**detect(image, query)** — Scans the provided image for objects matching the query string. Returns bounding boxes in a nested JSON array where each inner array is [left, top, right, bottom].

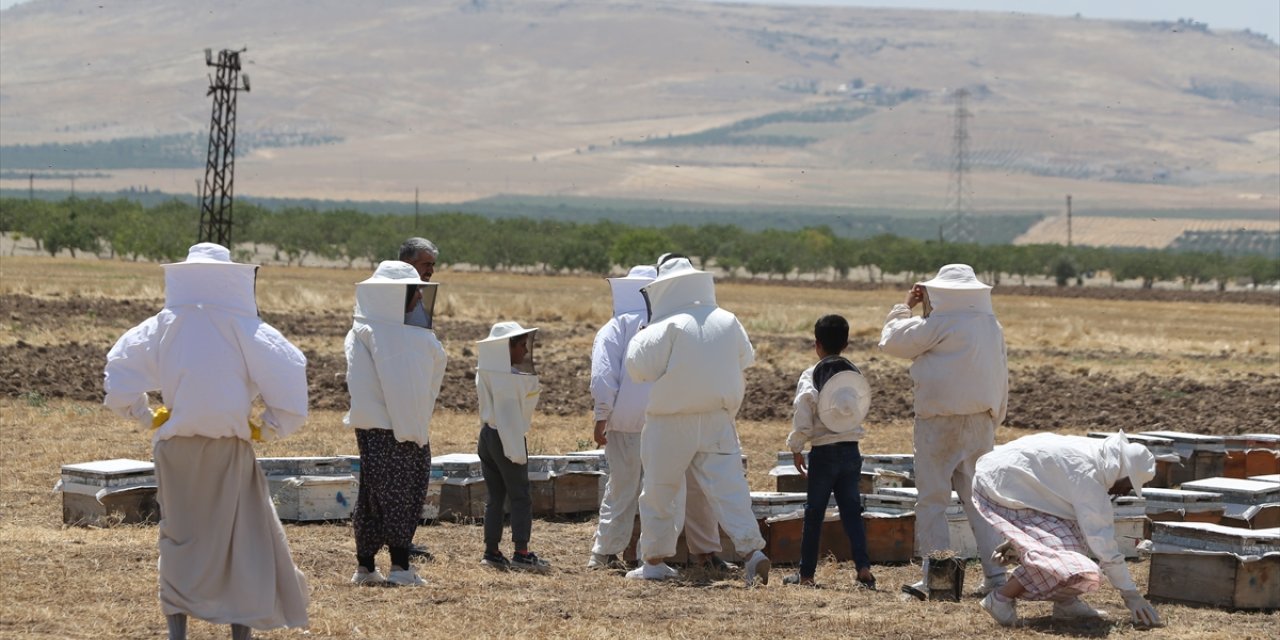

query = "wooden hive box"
[[873, 487, 979, 559], [553, 471, 604, 515], [421, 479, 442, 521], [1142, 488, 1225, 529], [527, 456, 567, 517], [1181, 477, 1280, 529], [1147, 521, 1280, 610], [258, 457, 359, 522], [432, 453, 483, 480], [59, 459, 159, 526], [621, 516, 746, 565], [438, 477, 487, 521], [1139, 431, 1227, 486], [749, 491, 808, 520]]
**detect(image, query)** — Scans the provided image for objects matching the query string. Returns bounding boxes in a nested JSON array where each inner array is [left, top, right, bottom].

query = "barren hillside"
[[1, 0, 1277, 215]]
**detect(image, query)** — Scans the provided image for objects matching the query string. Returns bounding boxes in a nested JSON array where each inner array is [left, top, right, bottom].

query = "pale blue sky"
[[2, 0, 1277, 42]]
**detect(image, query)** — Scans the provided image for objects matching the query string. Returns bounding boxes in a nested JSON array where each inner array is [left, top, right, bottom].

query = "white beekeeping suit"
[[102, 242, 309, 632], [625, 258, 768, 584], [974, 432, 1155, 593], [344, 261, 448, 446], [104, 243, 308, 442], [879, 263, 1009, 593], [476, 322, 540, 464]]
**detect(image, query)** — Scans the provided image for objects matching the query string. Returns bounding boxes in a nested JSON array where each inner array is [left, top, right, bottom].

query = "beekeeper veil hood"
[[476, 321, 540, 464], [918, 263, 993, 315], [1100, 431, 1156, 493], [354, 260, 437, 327], [162, 243, 259, 316], [641, 257, 716, 322], [608, 265, 657, 317]]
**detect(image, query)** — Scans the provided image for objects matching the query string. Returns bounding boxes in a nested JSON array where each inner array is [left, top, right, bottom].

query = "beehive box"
[[258, 456, 354, 476], [432, 453, 483, 480], [762, 508, 914, 565], [421, 479, 442, 521], [268, 474, 357, 521], [59, 459, 159, 526], [1225, 449, 1280, 479], [553, 472, 605, 515], [1142, 488, 1225, 526], [1223, 434, 1280, 451], [438, 477, 487, 521], [864, 490, 977, 559], [564, 449, 608, 473], [861, 454, 914, 480], [1181, 477, 1280, 528], [621, 515, 745, 565], [1139, 431, 1227, 486], [749, 492, 808, 520], [1147, 522, 1280, 610]]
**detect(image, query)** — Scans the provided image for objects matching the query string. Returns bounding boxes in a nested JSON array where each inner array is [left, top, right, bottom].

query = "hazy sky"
[[2, 0, 1277, 42]]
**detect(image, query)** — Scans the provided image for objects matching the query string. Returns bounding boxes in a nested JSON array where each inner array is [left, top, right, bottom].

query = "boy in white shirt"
[[783, 314, 876, 589]]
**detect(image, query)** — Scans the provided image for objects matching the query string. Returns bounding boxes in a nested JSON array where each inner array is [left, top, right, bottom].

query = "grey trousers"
[[477, 425, 532, 550]]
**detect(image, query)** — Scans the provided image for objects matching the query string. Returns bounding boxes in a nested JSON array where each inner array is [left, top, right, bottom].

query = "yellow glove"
[[151, 406, 171, 429], [152, 406, 265, 443]]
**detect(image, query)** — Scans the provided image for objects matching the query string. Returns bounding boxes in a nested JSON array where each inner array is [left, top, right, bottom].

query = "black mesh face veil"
[[812, 355, 858, 393]]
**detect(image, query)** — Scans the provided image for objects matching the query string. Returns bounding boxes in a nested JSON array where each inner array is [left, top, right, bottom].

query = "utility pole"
[[28, 173, 33, 201], [1066, 194, 1073, 248], [942, 88, 975, 243], [415, 187, 420, 231], [198, 48, 250, 247]]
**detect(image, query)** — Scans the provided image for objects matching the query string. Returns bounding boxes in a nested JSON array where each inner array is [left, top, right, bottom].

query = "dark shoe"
[[857, 575, 877, 591], [407, 543, 434, 562], [481, 550, 510, 571], [511, 550, 551, 574], [783, 573, 816, 587], [701, 555, 738, 573]]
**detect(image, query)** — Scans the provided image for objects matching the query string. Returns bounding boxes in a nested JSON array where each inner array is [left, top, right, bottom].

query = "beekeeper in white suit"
[[879, 263, 1008, 598], [588, 264, 736, 572], [973, 432, 1163, 628], [624, 257, 770, 586], [103, 243, 309, 640], [475, 321, 551, 572], [345, 260, 447, 586]]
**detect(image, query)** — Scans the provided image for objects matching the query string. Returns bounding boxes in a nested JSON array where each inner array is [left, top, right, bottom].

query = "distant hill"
[[1, 0, 1277, 235]]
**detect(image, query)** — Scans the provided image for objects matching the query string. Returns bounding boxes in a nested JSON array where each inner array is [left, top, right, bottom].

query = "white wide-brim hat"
[[817, 370, 872, 433], [162, 242, 256, 268], [920, 264, 991, 290], [479, 320, 538, 344], [357, 260, 431, 286]]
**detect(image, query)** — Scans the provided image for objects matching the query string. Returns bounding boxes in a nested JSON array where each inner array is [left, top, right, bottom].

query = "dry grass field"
[[1, 257, 1277, 639]]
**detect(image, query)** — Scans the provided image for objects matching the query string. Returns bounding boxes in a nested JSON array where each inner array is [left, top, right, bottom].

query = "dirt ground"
[[3, 293, 1277, 435]]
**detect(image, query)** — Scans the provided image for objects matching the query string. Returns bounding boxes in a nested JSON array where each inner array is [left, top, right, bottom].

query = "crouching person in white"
[[345, 261, 447, 586], [973, 432, 1163, 628], [623, 258, 770, 586], [103, 243, 310, 640]]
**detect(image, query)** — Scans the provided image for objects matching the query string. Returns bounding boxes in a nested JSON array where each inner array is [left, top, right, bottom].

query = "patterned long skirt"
[[972, 489, 1102, 601], [353, 428, 432, 559]]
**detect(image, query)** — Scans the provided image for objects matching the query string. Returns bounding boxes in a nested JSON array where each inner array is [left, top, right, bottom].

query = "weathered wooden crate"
[[258, 456, 354, 476], [565, 449, 608, 473], [1225, 449, 1280, 479], [421, 479, 442, 521], [1142, 488, 1225, 530], [432, 453, 483, 480], [438, 477, 487, 521], [1181, 477, 1280, 528], [1223, 434, 1280, 451], [1147, 522, 1280, 610], [621, 515, 745, 565], [864, 490, 978, 559], [763, 508, 913, 565], [59, 459, 159, 526], [553, 472, 604, 515], [268, 474, 358, 521], [861, 454, 914, 481], [1140, 431, 1227, 487], [749, 491, 808, 520]]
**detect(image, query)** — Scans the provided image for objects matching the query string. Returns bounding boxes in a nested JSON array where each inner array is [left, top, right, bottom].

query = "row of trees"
[[1, 196, 1277, 289]]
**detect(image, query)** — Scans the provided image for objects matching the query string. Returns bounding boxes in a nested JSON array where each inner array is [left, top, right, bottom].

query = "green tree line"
[[1, 196, 1277, 289]]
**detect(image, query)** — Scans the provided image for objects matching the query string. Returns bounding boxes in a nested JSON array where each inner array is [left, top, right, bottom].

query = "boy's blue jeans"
[[800, 441, 872, 578]]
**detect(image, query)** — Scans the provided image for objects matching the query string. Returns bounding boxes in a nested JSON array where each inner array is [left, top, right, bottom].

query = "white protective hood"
[[626, 258, 754, 418], [344, 261, 446, 446], [476, 321, 540, 463], [974, 432, 1156, 591], [608, 264, 657, 317], [104, 243, 309, 444]]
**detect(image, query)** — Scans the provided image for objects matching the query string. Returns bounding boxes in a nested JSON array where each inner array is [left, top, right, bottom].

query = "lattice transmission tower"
[[941, 88, 975, 243], [199, 48, 250, 247]]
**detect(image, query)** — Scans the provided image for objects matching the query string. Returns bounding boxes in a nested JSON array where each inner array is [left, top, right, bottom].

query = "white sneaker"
[[350, 568, 386, 585], [743, 550, 771, 587], [976, 573, 1008, 596], [980, 592, 1019, 627], [386, 567, 426, 587], [625, 562, 677, 581], [1052, 598, 1109, 620]]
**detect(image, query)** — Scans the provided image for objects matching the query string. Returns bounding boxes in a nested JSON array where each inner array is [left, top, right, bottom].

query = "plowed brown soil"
[[4, 293, 1277, 435]]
